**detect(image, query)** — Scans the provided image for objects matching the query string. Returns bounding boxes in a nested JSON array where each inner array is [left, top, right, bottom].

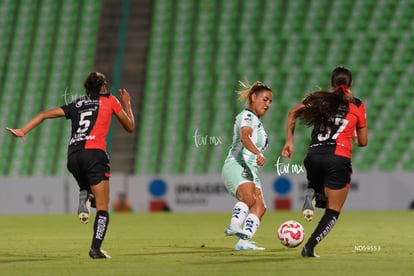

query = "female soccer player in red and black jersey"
[[281, 66, 368, 257], [6, 72, 134, 259]]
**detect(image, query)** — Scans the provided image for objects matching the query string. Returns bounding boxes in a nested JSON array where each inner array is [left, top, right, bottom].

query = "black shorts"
[[67, 149, 110, 190], [304, 153, 352, 191]]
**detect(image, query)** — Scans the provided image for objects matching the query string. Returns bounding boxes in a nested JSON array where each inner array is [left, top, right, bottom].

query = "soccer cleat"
[[224, 226, 250, 240], [78, 190, 90, 224], [88, 192, 96, 209], [301, 246, 320, 258], [314, 193, 327, 209], [302, 188, 315, 222], [89, 248, 112, 259], [224, 225, 242, 236], [303, 209, 314, 222], [234, 240, 265, 251]]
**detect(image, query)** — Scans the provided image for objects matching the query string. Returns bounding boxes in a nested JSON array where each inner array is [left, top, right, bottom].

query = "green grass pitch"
[[0, 211, 413, 276]]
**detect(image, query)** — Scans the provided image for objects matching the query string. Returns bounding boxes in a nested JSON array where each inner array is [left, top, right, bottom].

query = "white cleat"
[[224, 225, 242, 236], [302, 188, 315, 222], [303, 209, 314, 222], [224, 226, 251, 240], [78, 190, 90, 224], [234, 240, 265, 251]]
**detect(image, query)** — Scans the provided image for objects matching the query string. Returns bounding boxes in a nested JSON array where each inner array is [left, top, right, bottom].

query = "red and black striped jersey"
[[61, 93, 122, 155], [307, 98, 367, 158]]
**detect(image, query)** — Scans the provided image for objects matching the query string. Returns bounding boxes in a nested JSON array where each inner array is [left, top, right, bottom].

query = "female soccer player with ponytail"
[[281, 66, 368, 257], [6, 72, 134, 259], [222, 81, 272, 250]]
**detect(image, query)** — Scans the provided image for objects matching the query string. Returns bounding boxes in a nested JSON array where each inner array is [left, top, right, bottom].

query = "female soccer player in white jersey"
[[222, 81, 272, 250]]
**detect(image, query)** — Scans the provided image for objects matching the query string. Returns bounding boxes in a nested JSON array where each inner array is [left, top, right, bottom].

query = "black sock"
[[91, 210, 109, 250], [305, 209, 340, 251]]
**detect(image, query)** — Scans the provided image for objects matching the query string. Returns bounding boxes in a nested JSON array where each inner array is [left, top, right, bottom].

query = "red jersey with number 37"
[[61, 93, 122, 155], [307, 98, 367, 158]]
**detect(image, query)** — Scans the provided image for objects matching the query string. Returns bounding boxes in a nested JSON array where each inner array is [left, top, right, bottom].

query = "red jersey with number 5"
[[61, 93, 122, 155], [307, 98, 367, 158]]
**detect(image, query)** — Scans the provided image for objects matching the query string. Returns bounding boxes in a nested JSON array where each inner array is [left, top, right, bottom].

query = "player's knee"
[[240, 194, 256, 208]]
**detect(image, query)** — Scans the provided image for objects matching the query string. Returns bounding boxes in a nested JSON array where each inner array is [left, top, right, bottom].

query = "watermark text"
[[274, 156, 305, 176], [353, 245, 382, 253], [63, 87, 91, 105], [193, 128, 222, 148]]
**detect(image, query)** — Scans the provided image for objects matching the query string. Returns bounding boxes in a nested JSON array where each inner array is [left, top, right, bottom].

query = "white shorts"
[[221, 159, 262, 198]]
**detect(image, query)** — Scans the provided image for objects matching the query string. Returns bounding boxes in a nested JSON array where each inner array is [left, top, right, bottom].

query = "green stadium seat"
[[132, 0, 414, 175], [0, 1, 100, 176]]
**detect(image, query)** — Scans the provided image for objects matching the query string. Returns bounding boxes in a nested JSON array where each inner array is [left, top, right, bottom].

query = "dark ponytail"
[[296, 91, 342, 132], [331, 66, 354, 103], [296, 66, 355, 133]]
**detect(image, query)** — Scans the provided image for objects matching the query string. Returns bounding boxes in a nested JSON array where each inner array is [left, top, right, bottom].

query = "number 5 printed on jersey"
[[317, 118, 349, 141], [77, 111, 93, 133]]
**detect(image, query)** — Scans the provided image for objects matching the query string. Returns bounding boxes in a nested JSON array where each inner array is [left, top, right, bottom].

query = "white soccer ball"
[[277, 220, 305, 248]]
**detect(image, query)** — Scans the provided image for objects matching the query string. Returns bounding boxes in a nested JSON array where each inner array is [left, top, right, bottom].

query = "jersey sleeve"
[[110, 95, 123, 114], [356, 101, 367, 128], [60, 103, 73, 119], [239, 111, 255, 129]]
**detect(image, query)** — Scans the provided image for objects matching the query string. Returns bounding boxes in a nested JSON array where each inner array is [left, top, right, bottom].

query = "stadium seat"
[[2, 0, 414, 175], [0, 1, 100, 176]]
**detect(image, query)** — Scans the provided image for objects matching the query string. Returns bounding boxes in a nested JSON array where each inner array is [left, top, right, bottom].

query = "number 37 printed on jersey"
[[317, 118, 349, 141]]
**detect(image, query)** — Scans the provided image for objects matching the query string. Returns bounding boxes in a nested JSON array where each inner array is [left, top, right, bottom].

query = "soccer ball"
[[277, 220, 305, 248]]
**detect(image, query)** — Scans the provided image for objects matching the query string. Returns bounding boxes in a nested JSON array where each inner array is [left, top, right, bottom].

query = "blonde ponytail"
[[237, 80, 252, 103], [237, 80, 271, 107]]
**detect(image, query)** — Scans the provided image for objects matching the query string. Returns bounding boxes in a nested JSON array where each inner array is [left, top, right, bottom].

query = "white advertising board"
[[0, 171, 413, 214]]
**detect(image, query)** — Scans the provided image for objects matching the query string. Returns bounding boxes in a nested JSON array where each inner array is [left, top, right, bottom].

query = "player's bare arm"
[[5, 107, 65, 141], [240, 126, 265, 166], [115, 89, 135, 133], [282, 103, 305, 159]]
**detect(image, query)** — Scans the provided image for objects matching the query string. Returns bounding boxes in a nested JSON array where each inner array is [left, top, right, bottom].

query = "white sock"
[[243, 213, 260, 239], [230, 201, 249, 228]]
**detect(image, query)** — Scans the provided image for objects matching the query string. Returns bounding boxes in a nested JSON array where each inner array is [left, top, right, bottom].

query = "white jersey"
[[225, 109, 269, 167]]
